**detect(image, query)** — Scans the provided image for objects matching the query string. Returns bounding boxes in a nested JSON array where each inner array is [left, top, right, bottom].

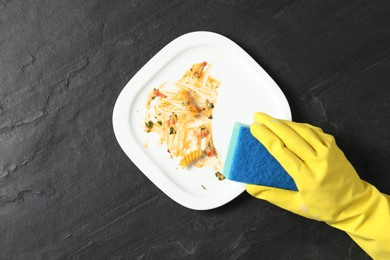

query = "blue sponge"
[[223, 123, 298, 191]]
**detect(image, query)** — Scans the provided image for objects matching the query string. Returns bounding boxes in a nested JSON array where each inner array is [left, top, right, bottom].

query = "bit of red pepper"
[[204, 146, 214, 157], [196, 127, 209, 139], [153, 88, 167, 98], [166, 112, 178, 127], [200, 61, 207, 71]]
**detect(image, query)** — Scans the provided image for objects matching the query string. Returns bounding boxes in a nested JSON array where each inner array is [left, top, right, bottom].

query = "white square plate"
[[112, 31, 291, 210]]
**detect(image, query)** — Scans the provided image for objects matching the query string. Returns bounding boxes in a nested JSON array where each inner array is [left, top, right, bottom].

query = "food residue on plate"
[[144, 61, 223, 177], [215, 172, 225, 181]]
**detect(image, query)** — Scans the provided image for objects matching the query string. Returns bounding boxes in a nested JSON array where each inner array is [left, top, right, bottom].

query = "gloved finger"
[[280, 119, 339, 154], [295, 122, 338, 148], [317, 132, 337, 148], [250, 123, 305, 183], [301, 123, 324, 133], [246, 184, 312, 219], [294, 122, 337, 147], [279, 120, 327, 152], [253, 112, 316, 159]]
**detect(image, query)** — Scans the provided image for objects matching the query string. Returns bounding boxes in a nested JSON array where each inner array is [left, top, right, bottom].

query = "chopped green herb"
[[208, 115, 213, 119], [201, 185, 207, 190], [157, 121, 162, 126], [206, 99, 214, 109], [145, 121, 153, 129], [169, 127, 176, 135]]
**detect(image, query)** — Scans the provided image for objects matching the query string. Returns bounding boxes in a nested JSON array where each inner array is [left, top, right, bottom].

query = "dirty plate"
[[112, 31, 291, 210]]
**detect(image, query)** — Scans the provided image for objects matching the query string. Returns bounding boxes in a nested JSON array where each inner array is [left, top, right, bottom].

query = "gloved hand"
[[247, 112, 390, 260]]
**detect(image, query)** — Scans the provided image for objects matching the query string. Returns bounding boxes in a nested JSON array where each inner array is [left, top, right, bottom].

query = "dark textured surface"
[[1, 0, 389, 259]]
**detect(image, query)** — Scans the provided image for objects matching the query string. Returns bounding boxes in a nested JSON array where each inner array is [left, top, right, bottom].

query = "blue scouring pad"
[[223, 122, 298, 191]]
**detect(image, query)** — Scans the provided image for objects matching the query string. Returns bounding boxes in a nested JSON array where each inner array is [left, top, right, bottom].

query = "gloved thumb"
[[246, 184, 313, 219]]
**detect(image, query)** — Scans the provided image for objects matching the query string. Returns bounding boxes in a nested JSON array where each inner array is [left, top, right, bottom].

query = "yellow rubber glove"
[[247, 112, 390, 260]]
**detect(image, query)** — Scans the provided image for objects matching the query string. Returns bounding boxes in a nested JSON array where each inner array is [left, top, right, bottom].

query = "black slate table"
[[1, 1, 389, 259]]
